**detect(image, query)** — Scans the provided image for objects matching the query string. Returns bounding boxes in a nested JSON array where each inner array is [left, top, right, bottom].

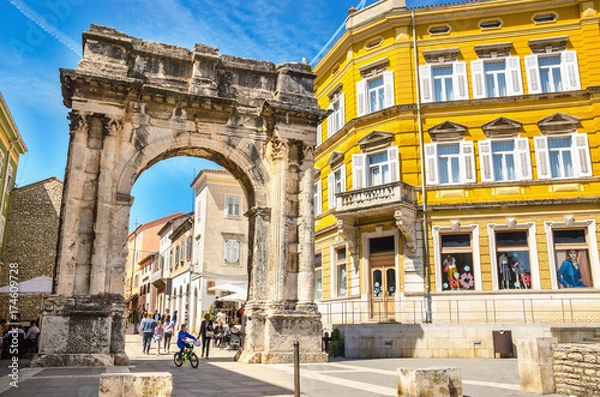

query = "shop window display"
[[440, 234, 475, 291], [496, 231, 531, 289], [554, 229, 591, 288]]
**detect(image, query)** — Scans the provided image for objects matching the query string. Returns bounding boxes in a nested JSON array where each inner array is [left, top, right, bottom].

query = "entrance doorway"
[[369, 236, 396, 321]]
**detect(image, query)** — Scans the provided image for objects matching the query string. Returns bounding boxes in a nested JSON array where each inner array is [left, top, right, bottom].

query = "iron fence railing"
[[317, 297, 600, 325]]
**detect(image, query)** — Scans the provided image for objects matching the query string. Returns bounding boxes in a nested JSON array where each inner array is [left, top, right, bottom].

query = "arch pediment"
[[482, 117, 522, 138], [327, 151, 345, 168], [428, 121, 467, 142], [538, 113, 580, 134]]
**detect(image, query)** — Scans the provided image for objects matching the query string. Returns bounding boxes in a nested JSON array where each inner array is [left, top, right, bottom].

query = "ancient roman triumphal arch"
[[31, 25, 329, 366]]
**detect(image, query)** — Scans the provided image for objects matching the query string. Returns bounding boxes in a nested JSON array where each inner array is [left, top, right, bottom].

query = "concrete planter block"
[[516, 337, 557, 394], [397, 367, 462, 397], [99, 372, 173, 397]]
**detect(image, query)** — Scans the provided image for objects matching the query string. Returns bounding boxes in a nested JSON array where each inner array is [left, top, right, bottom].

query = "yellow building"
[[313, 0, 600, 324], [0, 93, 27, 256]]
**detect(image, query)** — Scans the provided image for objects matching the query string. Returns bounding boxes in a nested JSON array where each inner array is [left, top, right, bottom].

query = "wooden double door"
[[370, 251, 396, 321]]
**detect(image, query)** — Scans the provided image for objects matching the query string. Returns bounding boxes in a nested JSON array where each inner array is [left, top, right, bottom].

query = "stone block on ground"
[[516, 337, 557, 394], [397, 367, 462, 397], [99, 372, 172, 397]]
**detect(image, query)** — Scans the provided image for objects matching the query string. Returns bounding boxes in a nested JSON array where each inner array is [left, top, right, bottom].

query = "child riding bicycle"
[[177, 323, 196, 360]]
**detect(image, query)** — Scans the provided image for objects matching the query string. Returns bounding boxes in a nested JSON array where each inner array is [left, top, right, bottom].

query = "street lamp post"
[[186, 264, 193, 325]]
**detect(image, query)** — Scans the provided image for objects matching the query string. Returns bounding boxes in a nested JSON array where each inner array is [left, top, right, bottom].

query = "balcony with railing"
[[336, 181, 416, 215]]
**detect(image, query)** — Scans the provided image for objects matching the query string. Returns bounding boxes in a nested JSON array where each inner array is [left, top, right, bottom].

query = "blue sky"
[[0, 0, 461, 230]]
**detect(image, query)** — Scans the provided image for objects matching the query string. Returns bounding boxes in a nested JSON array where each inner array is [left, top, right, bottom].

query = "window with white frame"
[[186, 235, 192, 260], [495, 231, 532, 290], [327, 165, 345, 210], [334, 247, 348, 297], [425, 141, 475, 185], [328, 92, 345, 137], [316, 123, 322, 146], [479, 138, 532, 182], [525, 38, 580, 94], [225, 195, 241, 217], [314, 253, 322, 300], [420, 62, 469, 103], [314, 179, 322, 215], [357, 70, 394, 116], [552, 229, 592, 288], [534, 134, 591, 179], [224, 238, 240, 263], [352, 146, 399, 189], [472, 57, 523, 98], [440, 234, 475, 291]]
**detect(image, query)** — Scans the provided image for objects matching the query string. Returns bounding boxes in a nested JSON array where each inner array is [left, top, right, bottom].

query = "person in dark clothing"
[[198, 313, 214, 359]]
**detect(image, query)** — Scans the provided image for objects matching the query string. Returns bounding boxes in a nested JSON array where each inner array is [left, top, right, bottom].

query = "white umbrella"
[[212, 282, 246, 295], [216, 292, 246, 302], [0, 276, 53, 294]]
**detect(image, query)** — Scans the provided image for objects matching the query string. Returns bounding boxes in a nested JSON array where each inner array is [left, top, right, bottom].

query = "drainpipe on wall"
[[412, 10, 432, 324]]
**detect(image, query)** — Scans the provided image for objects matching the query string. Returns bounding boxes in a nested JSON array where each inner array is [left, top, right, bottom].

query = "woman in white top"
[[162, 315, 174, 353]]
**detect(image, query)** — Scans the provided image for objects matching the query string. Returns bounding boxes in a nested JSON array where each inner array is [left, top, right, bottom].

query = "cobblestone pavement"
[[0, 331, 565, 396]]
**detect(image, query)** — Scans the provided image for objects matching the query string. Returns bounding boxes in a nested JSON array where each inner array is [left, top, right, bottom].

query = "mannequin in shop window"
[[498, 253, 511, 289], [557, 249, 588, 288], [443, 255, 459, 290], [511, 254, 528, 289]]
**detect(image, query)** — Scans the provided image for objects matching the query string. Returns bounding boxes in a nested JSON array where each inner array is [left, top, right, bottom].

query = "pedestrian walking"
[[198, 313, 214, 359], [132, 308, 140, 334], [154, 320, 164, 355], [163, 315, 174, 353], [140, 312, 157, 354]]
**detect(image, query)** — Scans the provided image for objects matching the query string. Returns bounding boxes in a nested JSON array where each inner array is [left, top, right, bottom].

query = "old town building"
[[0, 93, 27, 257], [0, 177, 61, 322], [313, 0, 600, 326], [125, 213, 183, 316]]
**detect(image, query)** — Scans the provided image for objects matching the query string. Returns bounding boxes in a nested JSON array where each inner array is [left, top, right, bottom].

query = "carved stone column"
[[33, 110, 129, 367]]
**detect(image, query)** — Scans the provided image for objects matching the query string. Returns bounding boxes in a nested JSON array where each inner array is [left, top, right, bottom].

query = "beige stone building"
[[125, 213, 183, 316], [0, 177, 62, 322], [190, 169, 248, 327], [158, 212, 194, 330]]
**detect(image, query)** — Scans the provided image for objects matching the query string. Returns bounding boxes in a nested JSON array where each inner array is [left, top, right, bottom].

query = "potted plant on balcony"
[[328, 328, 344, 358]]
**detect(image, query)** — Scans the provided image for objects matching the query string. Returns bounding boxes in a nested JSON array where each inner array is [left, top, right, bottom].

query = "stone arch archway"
[[32, 25, 328, 367]]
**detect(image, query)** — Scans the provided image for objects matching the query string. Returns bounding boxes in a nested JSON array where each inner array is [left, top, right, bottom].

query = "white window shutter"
[[383, 70, 395, 109], [514, 138, 532, 180], [316, 123, 322, 146], [424, 143, 439, 185], [387, 146, 399, 182], [478, 140, 494, 182], [314, 179, 322, 215], [460, 140, 476, 183], [419, 64, 433, 103], [327, 104, 334, 138], [453, 62, 469, 100], [525, 55, 541, 94], [328, 172, 336, 210], [352, 154, 366, 189], [340, 164, 347, 192], [561, 50, 581, 91], [356, 80, 366, 116], [534, 136, 551, 179], [471, 60, 485, 99], [572, 133, 592, 177], [506, 56, 523, 96], [339, 93, 346, 127]]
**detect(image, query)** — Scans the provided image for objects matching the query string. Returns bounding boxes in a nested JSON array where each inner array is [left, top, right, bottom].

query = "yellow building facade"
[[313, 0, 600, 324]]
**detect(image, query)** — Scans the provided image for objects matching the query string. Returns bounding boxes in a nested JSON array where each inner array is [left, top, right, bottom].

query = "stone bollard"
[[99, 372, 173, 397], [516, 337, 557, 394], [397, 367, 462, 397]]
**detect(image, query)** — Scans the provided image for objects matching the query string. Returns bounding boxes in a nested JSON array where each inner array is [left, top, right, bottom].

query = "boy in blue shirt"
[[177, 323, 196, 360]]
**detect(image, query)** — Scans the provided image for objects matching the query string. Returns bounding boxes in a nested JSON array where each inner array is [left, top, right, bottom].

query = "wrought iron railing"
[[317, 297, 600, 325]]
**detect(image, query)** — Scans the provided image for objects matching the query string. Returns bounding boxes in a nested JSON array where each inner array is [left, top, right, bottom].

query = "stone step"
[[582, 337, 600, 343]]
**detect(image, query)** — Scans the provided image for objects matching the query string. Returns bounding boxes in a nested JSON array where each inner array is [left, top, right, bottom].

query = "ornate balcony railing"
[[337, 181, 415, 213]]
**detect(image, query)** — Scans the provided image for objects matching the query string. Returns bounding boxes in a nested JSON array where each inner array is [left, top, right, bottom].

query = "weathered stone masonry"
[[0, 177, 62, 322], [32, 25, 329, 366], [553, 343, 600, 396]]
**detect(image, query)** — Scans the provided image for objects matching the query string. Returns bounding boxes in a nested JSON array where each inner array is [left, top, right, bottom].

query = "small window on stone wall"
[[428, 25, 451, 35], [533, 12, 558, 24], [479, 19, 502, 30]]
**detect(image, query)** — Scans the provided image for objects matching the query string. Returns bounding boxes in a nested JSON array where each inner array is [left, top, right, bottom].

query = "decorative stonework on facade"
[[36, 25, 328, 366]]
